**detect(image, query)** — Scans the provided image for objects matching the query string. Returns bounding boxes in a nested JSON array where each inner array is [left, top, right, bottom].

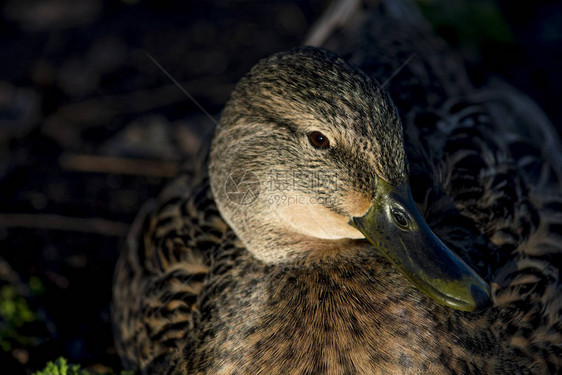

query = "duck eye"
[[308, 131, 330, 149], [391, 207, 410, 230]]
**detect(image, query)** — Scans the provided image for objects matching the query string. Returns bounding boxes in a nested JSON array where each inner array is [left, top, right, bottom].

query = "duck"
[[112, 1, 562, 374]]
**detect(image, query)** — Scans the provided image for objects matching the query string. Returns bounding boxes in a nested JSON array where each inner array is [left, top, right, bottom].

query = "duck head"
[[210, 47, 489, 312]]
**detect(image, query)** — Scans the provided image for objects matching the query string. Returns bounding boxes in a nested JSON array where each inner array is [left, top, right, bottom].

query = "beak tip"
[[470, 283, 491, 311]]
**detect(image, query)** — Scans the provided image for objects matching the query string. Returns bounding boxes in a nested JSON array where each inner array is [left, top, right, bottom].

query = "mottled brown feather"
[[112, 1, 562, 374]]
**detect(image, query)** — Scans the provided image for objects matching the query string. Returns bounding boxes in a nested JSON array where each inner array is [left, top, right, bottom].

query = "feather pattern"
[[113, 1, 561, 373]]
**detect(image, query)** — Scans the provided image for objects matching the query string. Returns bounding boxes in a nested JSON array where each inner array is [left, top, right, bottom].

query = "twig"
[[304, 0, 361, 46], [0, 214, 129, 237], [59, 153, 180, 177]]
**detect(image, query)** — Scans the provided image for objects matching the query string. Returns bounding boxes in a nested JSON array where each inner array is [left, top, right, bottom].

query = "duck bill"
[[351, 181, 490, 312]]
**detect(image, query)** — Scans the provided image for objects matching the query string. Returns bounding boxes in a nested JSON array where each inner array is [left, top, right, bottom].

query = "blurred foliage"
[[33, 358, 89, 375], [416, 0, 514, 54], [29, 276, 47, 295], [0, 282, 43, 352], [33, 357, 134, 375]]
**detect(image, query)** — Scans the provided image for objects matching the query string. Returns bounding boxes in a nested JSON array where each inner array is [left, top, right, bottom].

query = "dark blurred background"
[[0, 0, 560, 373]]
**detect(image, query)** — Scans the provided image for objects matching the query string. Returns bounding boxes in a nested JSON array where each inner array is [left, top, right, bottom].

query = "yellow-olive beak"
[[351, 180, 490, 312]]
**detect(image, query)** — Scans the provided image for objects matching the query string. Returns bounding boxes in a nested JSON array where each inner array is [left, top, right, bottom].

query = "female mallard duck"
[[112, 1, 562, 374]]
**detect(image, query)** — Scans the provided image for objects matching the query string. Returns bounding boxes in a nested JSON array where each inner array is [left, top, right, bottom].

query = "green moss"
[[33, 357, 89, 375], [33, 357, 135, 375]]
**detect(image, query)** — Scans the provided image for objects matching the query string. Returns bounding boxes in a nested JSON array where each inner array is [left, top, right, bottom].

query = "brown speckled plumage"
[[112, 1, 562, 374]]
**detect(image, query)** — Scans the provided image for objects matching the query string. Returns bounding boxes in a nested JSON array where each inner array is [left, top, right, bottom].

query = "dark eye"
[[391, 208, 410, 230], [308, 131, 330, 149]]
